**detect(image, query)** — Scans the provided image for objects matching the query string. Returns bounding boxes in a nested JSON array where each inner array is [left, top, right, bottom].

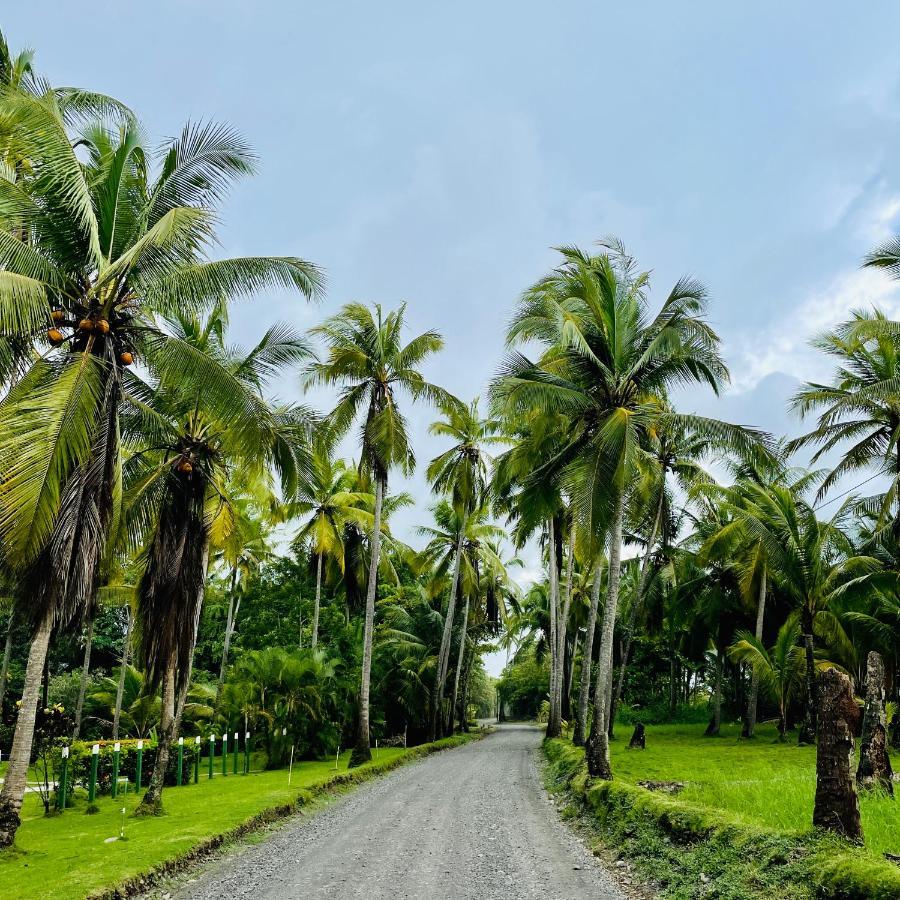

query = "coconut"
[[78, 318, 94, 332], [47, 328, 64, 345], [96, 319, 110, 334], [119, 351, 134, 366], [51, 309, 66, 323], [178, 460, 193, 474]]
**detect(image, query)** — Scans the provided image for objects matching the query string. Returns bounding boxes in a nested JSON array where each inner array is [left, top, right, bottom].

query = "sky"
[[9, 3, 900, 674]]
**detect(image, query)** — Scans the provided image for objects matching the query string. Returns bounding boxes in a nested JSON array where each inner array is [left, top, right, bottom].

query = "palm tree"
[[306, 303, 451, 766], [492, 240, 757, 778], [292, 442, 374, 649], [426, 398, 502, 738], [124, 308, 313, 814], [0, 102, 319, 843]]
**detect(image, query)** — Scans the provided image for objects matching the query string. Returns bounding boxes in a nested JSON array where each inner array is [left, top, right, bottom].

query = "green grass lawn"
[[0, 747, 409, 900], [607, 721, 900, 858]]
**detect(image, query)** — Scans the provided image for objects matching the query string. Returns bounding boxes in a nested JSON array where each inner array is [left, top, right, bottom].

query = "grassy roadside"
[[544, 727, 900, 900], [0, 732, 483, 900]]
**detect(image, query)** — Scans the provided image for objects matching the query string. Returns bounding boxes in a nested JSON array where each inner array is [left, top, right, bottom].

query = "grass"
[[545, 722, 900, 899], [606, 721, 899, 857], [0, 738, 475, 900]]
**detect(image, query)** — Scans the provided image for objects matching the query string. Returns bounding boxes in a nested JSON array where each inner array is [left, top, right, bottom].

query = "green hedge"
[[543, 739, 900, 900]]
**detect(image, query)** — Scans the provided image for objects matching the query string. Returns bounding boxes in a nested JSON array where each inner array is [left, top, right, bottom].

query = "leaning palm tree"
[[0, 99, 319, 843], [306, 303, 452, 766], [292, 442, 374, 649], [122, 310, 314, 814], [492, 240, 763, 778], [426, 398, 503, 739]]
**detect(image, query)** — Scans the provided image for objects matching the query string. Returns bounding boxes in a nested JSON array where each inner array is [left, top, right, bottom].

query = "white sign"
[[61, 746, 69, 759], [178, 737, 183, 746], [92, 744, 100, 755], [137, 740, 144, 750], [113, 742, 120, 752]]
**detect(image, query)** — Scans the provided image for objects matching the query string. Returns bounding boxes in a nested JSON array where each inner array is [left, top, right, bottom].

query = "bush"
[[616, 700, 710, 726]]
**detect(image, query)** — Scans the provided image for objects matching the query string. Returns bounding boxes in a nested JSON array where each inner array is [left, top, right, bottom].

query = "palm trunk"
[[0, 615, 14, 713], [431, 518, 466, 742], [573, 563, 602, 746], [112, 606, 133, 742], [798, 608, 817, 745], [459, 644, 475, 733], [742, 570, 767, 738], [311, 551, 323, 649], [215, 566, 240, 710], [552, 526, 575, 734], [586, 493, 624, 778], [350, 475, 383, 767], [0, 610, 53, 846], [564, 631, 579, 721], [448, 594, 470, 734], [546, 517, 561, 738], [138, 660, 176, 812], [705, 650, 723, 736], [856, 651, 893, 794], [72, 615, 95, 740], [609, 494, 663, 737]]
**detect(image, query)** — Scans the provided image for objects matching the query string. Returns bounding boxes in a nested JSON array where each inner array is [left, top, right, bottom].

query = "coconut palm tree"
[[122, 309, 313, 814], [292, 442, 374, 649], [306, 303, 452, 766], [0, 101, 320, 843], [492, 240, 759, 778], [426, 398, 503, 739]]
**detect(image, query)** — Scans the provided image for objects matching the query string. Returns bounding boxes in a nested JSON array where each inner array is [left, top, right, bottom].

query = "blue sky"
[[9, 4, 900, 668]]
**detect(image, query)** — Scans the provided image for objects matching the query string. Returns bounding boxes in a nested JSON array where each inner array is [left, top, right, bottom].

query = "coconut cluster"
[[47, 307, 135, 366]]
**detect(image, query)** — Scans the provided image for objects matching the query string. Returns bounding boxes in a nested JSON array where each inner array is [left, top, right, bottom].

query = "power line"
[[813, 471, 885, 510]]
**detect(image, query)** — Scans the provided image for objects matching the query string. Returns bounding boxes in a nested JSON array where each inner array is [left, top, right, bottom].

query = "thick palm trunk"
[[350, 475, 383, 767], [565, 631, 579, 721], [0, 610, 53, 846], [798, 608, 817, 745], [459, 644, 475, 733], [72, 615, 95, 740], [430, 520, 466, 742], [546, 517, 562, 738], [573, 564, 602, 746], [742, 570, 767, 738], [215, 566, 240, 710], [138, 661, 176, 812], [705, 651, 723, 736], [856, 651, 894, 794], [609, 495, 663, 737], [586, 494, 624, 778], [551, 526, 575, 734], [448, 594, 470, 735], [311, 552, 323, 649], [0, 615, 14, 712], [112, 606, 132, 741]]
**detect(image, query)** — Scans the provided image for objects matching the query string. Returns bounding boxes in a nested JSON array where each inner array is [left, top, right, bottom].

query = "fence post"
[[232, 731, 239, 775], [244, 731, 250, 774], [194, 736, 201, 783], [176, 736, 184, 786], [208, 734, 215, 779], [111, 742, 121, 799], [88, 743, 99, 808], [221, 732, 228, 777], [135, 739, 143, 791], [57, 746, 69, 812]]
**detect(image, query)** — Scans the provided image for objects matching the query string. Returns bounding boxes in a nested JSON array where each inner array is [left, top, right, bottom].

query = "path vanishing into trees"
[[170, 725, 625, 900]]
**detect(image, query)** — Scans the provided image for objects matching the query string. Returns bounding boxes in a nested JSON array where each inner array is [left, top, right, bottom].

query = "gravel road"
[[170, 724, 625, 900]]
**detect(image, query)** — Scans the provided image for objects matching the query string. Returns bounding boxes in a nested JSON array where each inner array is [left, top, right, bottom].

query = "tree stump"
[[628, 723, 645, 750], [856, 651, 894, 796], [813, 668, 863, 841]]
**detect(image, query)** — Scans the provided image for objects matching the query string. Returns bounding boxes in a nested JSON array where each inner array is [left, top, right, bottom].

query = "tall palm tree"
[[0, 102, 319, 843], [292, 442, 374, 649], [492, 240, 760, 778], [426, 398, 502, 738], [124, 309, 313, 814], [306, 303, 451, 765]]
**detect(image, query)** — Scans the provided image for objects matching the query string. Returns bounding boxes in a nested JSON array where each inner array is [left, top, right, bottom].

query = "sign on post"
[[208, 734, 215, 779], [221, 733, 228, 777], [194, 736, 201, 783], [111, 742, 121, 798], [88, 744, 100, 807], [136, 739, 144, 792], [176, 736, 184, 786], [57, 746, 69, 812]]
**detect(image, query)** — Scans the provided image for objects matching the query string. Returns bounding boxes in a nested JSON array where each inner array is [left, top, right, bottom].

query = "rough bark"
[[137, 661, 176, 813], [628, 723, 646, 750], [813, 667, 863, 841], [215, 565, 240, 710], [609, 493, 664, 736], [112, 606, 133, 742], [704, 651, 723, 736], [856, 651, 894, 795], [546, 517, 561, 738], [448, 594, 470, 735], [350, 475, 383, 767], [573, 564, 602, 746], [0, 615, 14, 712], [742, 570, 766, 738], [553, 526, 575, 733], [586, 493, 624, 779], [564, 631, 579, 721], [459, 644, 475, 733], [72, 615, 95, 740], [0, 611, 53, 846], [311, 551, 323, 649], [430, 519, 466, 742], [798, 619, 817, 745]]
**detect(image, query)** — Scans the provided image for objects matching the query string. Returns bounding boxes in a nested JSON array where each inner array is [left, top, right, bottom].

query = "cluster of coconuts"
[[47, 309, 134, 365]]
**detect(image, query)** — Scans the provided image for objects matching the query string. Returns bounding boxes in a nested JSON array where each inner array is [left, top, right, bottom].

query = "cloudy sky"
[[10, 3, 900, 669]]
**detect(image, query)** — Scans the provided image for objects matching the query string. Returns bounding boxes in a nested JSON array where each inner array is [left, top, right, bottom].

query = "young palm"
[[306, 303, 452, 765], [426, 398, 503, 739], [124, 310, 313, 813], [292, 442, 374, 649], [0, 105, 320, 841], [492, 240, 759, 778]]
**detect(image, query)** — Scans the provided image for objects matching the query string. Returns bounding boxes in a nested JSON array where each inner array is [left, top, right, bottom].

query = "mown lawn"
[[607, 721, 900, 858], [0, 747, 409, 900]]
